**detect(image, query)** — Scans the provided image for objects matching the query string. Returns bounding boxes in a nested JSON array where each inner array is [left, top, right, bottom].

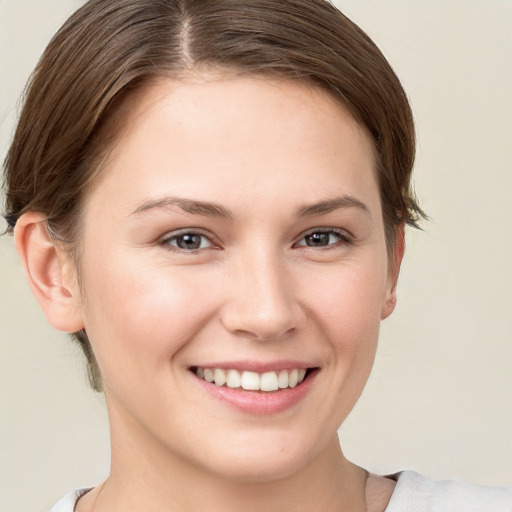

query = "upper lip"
[[190, 360, 318, 373]]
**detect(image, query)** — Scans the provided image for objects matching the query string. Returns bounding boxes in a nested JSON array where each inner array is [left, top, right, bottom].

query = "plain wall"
[[1, 1, 511, 510]]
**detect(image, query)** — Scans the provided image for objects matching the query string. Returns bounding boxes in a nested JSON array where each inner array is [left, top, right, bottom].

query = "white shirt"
[[385, 471, 512, 511], [49, 471, 512, 511]]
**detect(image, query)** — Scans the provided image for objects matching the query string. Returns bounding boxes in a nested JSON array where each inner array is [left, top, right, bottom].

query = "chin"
[[208, 455, 308, 484], [192, 430, 327, 484]]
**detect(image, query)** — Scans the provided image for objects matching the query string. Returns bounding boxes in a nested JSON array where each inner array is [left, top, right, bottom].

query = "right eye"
[[160, 231, 213, 252]]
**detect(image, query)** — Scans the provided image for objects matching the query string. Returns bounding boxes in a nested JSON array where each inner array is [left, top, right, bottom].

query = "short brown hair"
[[3, 0, 425, 391]]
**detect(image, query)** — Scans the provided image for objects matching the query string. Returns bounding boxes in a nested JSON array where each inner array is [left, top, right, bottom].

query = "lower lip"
[[193, 370, 318, 415]]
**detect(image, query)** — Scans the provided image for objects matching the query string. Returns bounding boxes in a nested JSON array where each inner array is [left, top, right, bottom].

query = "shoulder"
[[48, 488, 92, 512], [386, 471, 512, 512]]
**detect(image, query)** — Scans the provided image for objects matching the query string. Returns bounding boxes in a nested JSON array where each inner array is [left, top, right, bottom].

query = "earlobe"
[[381, 224, 405, 320], [14, 212, 84, 333]]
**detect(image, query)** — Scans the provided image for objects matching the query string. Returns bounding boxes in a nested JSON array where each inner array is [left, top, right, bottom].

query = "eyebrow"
[[130, 196, 233, 218], [130, 194, 369, 219], [296, 195, 370, 217]]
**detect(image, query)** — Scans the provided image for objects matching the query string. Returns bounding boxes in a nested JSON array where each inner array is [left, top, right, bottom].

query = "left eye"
[[162, 232, 212, 251], [295, 230, 349, 248]]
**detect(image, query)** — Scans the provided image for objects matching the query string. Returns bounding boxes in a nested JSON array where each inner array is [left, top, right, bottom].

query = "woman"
[[2, 1, 511, 511]]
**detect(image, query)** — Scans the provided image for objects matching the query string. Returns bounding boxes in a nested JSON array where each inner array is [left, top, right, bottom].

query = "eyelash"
[[158, 228, 353, 253], [159, 229, 216, 253], [293, 228, 353, 249]]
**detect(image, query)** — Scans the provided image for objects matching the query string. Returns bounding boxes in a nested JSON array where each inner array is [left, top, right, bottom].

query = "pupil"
[[177, 234, 201, 250], [306, 232, 329, 246]]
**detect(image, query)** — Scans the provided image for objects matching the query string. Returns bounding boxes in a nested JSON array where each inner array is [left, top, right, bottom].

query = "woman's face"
[[73, 76, 399, 481]]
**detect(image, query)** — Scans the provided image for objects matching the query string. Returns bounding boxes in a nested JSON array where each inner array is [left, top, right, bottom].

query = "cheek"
[[306, 258, 388, 344], [79, 253, 218, 384], [290, 259, 387, 428], [306, 257, 387, 398]]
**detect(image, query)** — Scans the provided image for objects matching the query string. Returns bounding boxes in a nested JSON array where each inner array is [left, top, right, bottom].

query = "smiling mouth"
[[191, 367, 316, 392]]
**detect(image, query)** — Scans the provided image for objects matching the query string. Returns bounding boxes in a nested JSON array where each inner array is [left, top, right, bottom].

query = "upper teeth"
[[196, 367, 307, 392]]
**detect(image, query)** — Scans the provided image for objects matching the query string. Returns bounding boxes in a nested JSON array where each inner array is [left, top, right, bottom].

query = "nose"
[[220, 249, 304, 341]]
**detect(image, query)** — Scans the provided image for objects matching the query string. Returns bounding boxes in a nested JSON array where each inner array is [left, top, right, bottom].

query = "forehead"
[[85, 75, 379, 219]]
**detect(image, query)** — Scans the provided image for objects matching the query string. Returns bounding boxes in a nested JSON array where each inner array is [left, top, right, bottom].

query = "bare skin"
[[17, 75, 403, 512]]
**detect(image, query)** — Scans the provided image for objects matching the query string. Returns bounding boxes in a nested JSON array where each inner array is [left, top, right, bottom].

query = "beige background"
[[1, 1, 511, 510]]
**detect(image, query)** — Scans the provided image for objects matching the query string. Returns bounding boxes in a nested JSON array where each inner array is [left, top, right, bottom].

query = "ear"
[[381, 224, 405, 320], [14, 212, 84, 333]]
